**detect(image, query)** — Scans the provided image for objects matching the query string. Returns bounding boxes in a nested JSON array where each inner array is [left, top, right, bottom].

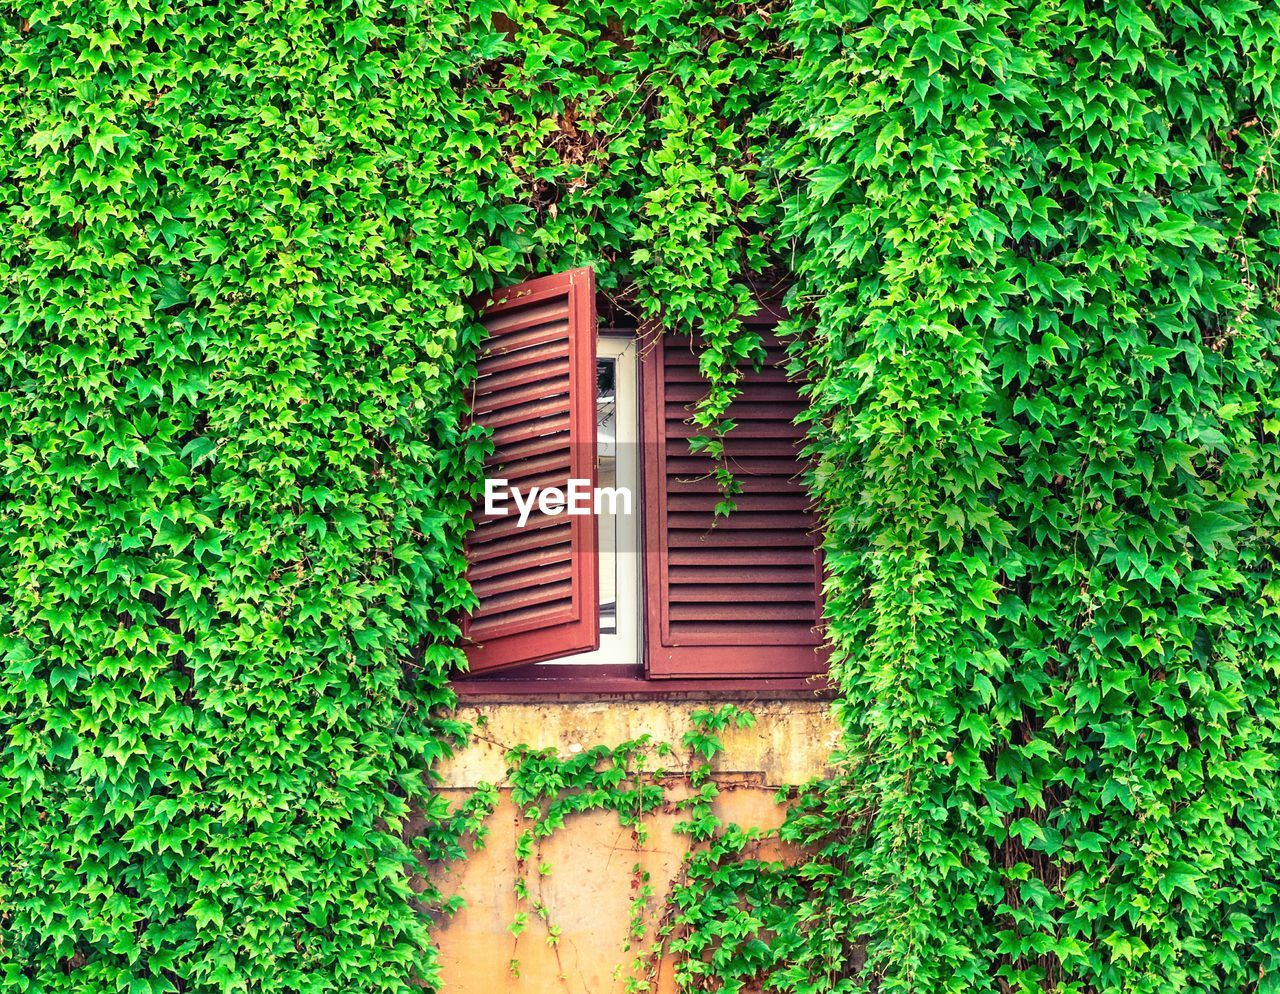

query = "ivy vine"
[[495, 706, 792, 993]]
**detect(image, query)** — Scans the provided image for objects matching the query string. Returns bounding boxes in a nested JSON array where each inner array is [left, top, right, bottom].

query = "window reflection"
[[597, 357, 617, 635]]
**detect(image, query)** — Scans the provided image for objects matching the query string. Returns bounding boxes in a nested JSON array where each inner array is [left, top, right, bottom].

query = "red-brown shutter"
[[641, 312, 826, 679], [463, 268, 599, 673]]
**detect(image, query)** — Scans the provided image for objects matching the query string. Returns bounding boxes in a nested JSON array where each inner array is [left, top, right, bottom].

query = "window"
[[462, 266, 826, 691], [562, 333, 640, 667]]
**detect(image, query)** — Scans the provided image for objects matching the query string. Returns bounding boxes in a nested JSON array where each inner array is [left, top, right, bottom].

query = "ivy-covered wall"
[[778, 4, 1280, 991], [2, 1, 1278, 993]]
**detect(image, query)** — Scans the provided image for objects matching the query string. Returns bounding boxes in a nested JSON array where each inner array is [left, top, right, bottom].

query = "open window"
[[461, 266, 826, 690], [567, 333, 641, 667]]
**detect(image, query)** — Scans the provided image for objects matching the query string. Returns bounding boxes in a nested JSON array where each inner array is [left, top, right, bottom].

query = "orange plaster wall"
[[425, 700, 839, 994]]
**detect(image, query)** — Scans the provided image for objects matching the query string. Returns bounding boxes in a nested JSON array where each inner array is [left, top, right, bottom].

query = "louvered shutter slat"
[[642, 317, 826, 678], [463, 268, 599, 673]]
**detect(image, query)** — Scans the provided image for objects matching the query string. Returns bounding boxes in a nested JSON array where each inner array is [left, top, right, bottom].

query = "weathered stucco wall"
[[426, 699, 839, 994]]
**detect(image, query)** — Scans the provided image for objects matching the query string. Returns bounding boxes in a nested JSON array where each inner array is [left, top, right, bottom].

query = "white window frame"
[[558, 332, 641, 666]]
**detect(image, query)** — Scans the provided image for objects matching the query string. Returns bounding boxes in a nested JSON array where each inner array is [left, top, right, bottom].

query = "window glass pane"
[[597, 358, 617, 635]]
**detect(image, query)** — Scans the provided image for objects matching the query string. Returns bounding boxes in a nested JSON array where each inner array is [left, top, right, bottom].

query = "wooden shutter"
[[463, 268, 599, 673], [641, 312, 825, 679]]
